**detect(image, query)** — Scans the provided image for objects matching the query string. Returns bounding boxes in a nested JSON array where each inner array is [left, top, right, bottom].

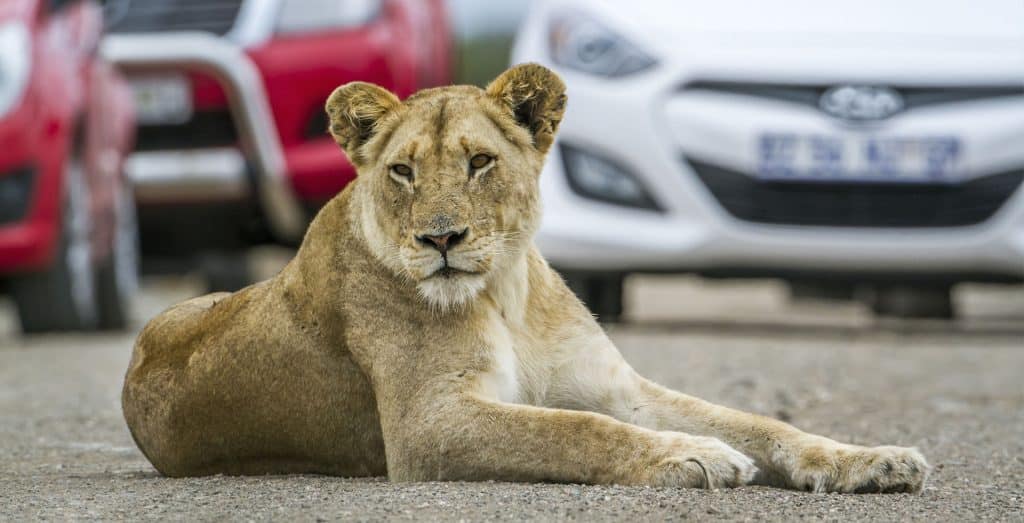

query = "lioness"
[[123, 64, 928, 492]]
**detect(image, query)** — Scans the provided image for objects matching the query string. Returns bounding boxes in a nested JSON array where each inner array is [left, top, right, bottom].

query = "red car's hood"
[[0, 0, 36, 24]]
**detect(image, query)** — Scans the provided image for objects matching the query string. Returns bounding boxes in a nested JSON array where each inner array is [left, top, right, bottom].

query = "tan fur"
[[123, 64, 928, 492]]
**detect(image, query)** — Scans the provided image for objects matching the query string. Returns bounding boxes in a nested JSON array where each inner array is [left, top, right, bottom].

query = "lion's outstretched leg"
[[372, 385, 756, 488], [626, 379, 929, 492], [545, 330, 929, 493]]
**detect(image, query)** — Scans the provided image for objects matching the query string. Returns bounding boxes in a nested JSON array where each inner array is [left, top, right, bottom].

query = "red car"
[[101, 0, 452, 289], [0, 0, 137, 333]]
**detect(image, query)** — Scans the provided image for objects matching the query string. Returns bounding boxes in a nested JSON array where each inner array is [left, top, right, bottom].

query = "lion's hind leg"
[[123, 288, 387, 478], [122, 292, 238, 476]]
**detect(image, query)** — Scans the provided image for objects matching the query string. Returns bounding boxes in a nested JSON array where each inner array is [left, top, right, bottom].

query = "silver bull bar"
[[102, 32, 306, 242]]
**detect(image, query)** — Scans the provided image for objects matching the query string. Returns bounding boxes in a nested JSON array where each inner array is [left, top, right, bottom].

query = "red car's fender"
[[0, 0, 133, 273]]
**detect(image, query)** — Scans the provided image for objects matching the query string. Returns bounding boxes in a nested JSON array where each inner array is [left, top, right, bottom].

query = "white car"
[[512, 0, 1024, 320]]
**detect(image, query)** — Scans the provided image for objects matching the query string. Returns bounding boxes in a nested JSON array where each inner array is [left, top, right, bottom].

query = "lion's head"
[[325, 64, 566, 309]]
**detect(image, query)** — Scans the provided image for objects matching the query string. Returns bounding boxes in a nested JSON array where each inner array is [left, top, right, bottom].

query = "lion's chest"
[[478, 309, 521, 404]]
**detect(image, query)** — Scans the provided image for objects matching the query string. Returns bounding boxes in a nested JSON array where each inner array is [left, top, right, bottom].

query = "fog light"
[[560, 144, 661, 211], [0, 164, 34, 225]]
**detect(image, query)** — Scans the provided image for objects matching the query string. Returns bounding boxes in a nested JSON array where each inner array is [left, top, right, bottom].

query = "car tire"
[[562, 272, 625, 323], [200, 252, 254, 293], [866, 285, 955, 319], [789, 281, 856, 302], [95, 185, 139, 330], [11, 161, 98, 333]]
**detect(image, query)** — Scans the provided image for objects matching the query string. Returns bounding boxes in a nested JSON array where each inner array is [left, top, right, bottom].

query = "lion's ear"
[[486, 63, 567, 154], [325, 82, 401, 164]]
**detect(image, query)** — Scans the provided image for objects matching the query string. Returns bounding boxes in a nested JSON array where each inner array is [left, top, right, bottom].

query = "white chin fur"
[[416, 273, 487, 310]]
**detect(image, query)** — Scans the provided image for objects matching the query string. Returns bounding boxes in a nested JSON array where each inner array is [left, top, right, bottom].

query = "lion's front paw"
[[648, 435, 758, 489], [789, 441, 929, 493]]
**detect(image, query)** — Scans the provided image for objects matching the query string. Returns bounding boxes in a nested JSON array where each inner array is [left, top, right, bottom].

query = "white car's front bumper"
[[524, 65, 1024, 281]]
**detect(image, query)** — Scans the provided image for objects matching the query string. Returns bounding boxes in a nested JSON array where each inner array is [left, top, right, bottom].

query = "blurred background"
[[0, 0, 1022, 337]]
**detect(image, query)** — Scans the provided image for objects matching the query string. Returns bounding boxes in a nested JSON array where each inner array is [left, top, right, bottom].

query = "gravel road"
[[2, 274, 1022, 521]]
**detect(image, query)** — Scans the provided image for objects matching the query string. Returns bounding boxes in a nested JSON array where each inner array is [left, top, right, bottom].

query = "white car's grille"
[[104, 0, 244, 36], [688, 158, 1024, 228], [683, 81, 1024, 116]]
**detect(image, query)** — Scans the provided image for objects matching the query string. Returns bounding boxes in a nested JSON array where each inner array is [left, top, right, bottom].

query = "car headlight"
[[549, 12, 656, 77], [560, 144, 661, 211], [276, 0, 382, 35], [0, 22, 31, 118]]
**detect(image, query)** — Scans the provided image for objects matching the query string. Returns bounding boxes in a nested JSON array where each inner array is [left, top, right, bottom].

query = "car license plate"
[[129, 75, 193, 125], [757, 133, 961, 183]]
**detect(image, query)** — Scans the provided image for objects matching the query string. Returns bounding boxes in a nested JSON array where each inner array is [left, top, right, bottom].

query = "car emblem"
[[819, 85, 904, 121]]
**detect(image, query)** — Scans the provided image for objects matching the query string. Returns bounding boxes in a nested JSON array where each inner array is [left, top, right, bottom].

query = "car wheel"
[[865, 285, 955, 319], [95, 184, 139, 330], [200, 252, 254, 293], [789, 281, 856, 302], [562, 272, 625, 323], [11, 160, 98, 333]]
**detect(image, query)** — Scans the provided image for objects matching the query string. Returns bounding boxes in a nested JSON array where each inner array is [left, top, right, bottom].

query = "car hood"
[[594, 0, 1024, 83], [613, 0, 1024, 44], [0, 0, 35, 24]]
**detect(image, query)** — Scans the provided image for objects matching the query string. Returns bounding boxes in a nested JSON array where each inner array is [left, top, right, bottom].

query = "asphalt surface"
[[2, 272, 1023, 521]]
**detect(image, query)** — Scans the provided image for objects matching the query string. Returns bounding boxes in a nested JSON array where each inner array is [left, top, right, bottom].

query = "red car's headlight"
[[0, 21, 31, 117]]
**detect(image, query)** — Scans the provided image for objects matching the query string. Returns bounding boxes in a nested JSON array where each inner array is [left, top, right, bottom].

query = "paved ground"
[[1, 272, 1022, 521]]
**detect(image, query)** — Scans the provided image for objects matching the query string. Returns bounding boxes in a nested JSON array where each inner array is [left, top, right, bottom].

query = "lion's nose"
[[417, 228, 467, 254]]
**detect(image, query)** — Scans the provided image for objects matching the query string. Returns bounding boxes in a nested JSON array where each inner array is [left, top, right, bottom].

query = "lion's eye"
[[390, 164, 413, 180], [469, 154, 493, 171]]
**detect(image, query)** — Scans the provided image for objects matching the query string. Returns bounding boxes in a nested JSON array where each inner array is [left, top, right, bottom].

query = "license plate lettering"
[[130, 75, 193, 126], [758, 134, 961, 183]]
